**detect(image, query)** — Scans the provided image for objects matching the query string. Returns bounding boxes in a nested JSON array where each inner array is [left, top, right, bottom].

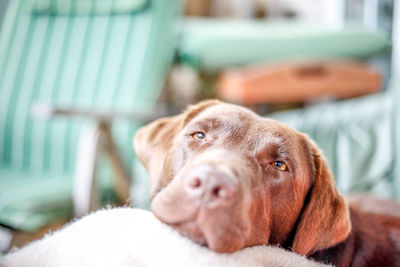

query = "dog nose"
[[185, 165, 237, 205]]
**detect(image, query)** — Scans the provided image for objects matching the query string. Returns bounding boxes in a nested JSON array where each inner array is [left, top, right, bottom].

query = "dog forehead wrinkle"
[[184, 105, 258, 144], [187, 117, 222, 132], [251, 133, 285, 155], [197, 104, 257, 124], [188, 115, 251, 144]]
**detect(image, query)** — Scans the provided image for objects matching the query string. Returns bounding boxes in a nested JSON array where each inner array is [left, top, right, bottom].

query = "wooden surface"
[[217, 61, 382, 104], [10, 219, 68, 251]]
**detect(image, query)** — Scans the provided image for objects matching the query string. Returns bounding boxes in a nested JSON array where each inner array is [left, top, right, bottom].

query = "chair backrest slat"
[[30, 16, 70, 173], [11, 15, 49, 170], [0, 0, 26, 167]]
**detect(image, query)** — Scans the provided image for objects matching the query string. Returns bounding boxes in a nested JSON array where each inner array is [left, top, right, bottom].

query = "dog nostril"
[[189, 177, 202, 189], [212, 186, 226, 198]]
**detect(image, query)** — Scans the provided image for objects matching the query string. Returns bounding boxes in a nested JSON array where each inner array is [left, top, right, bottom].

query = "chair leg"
[[73, 123, 102, 218], [72, 122, 131, 218], [100, 123, 131, 205], [0, 225, 13, 253]]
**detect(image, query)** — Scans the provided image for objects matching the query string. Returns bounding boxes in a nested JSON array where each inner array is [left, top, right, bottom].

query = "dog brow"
[[252, 134, 285, 155]]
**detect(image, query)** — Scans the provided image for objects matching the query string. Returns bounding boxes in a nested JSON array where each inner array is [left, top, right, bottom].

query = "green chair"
[[177, 19, 391, 72], [271, 83, 400, 200], [0, 0, 181, 245]]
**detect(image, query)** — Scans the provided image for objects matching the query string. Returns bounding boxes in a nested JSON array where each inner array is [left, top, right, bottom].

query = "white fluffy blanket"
[[2, 208, 328, 267]]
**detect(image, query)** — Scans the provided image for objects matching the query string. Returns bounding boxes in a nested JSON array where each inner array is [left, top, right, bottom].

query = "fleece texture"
[[2, 208, 329, 267]]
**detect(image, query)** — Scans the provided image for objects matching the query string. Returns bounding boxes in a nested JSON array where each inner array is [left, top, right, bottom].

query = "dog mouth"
[[151, 195, 249, 253], [165, 215, 247, 253], [150, 205, 209, 248], [171, 221, 208, 247]]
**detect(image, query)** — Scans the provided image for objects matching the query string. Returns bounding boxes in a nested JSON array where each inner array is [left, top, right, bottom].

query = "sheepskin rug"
[[2, 208, 328, 267]]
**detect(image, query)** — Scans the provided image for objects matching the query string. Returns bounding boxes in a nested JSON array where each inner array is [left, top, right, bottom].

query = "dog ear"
[[292, 136, 351, 255], [133, 100, 221, 199]]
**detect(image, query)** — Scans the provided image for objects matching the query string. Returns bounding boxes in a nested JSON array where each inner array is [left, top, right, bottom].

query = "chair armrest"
[[31, 102, 170, 122], [31, 102, 172, 216]]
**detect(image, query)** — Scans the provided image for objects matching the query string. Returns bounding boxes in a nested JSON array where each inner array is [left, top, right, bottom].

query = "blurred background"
[[0, 0, 399, 254]]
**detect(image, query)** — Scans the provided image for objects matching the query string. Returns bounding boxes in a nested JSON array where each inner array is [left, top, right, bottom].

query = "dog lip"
[[154, 208, 248, 253], [153, 212, 194, 226], [170, 218, 247, 253], [151, 199, 199, 225], [170, 219, 195, 226], [171, 220, 208, 247], [152, 203, 210, 249]]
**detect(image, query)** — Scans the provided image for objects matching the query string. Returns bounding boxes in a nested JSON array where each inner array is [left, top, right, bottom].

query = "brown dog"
[[134, 100, 400, 266]]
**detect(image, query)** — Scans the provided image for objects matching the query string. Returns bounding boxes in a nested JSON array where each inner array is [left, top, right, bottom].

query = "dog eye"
[[191, 132, 206, 141], [272, 161, 287, 171]]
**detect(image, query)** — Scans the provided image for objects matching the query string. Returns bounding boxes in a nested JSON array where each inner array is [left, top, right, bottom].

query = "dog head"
[[134, 100, 351, 254]]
